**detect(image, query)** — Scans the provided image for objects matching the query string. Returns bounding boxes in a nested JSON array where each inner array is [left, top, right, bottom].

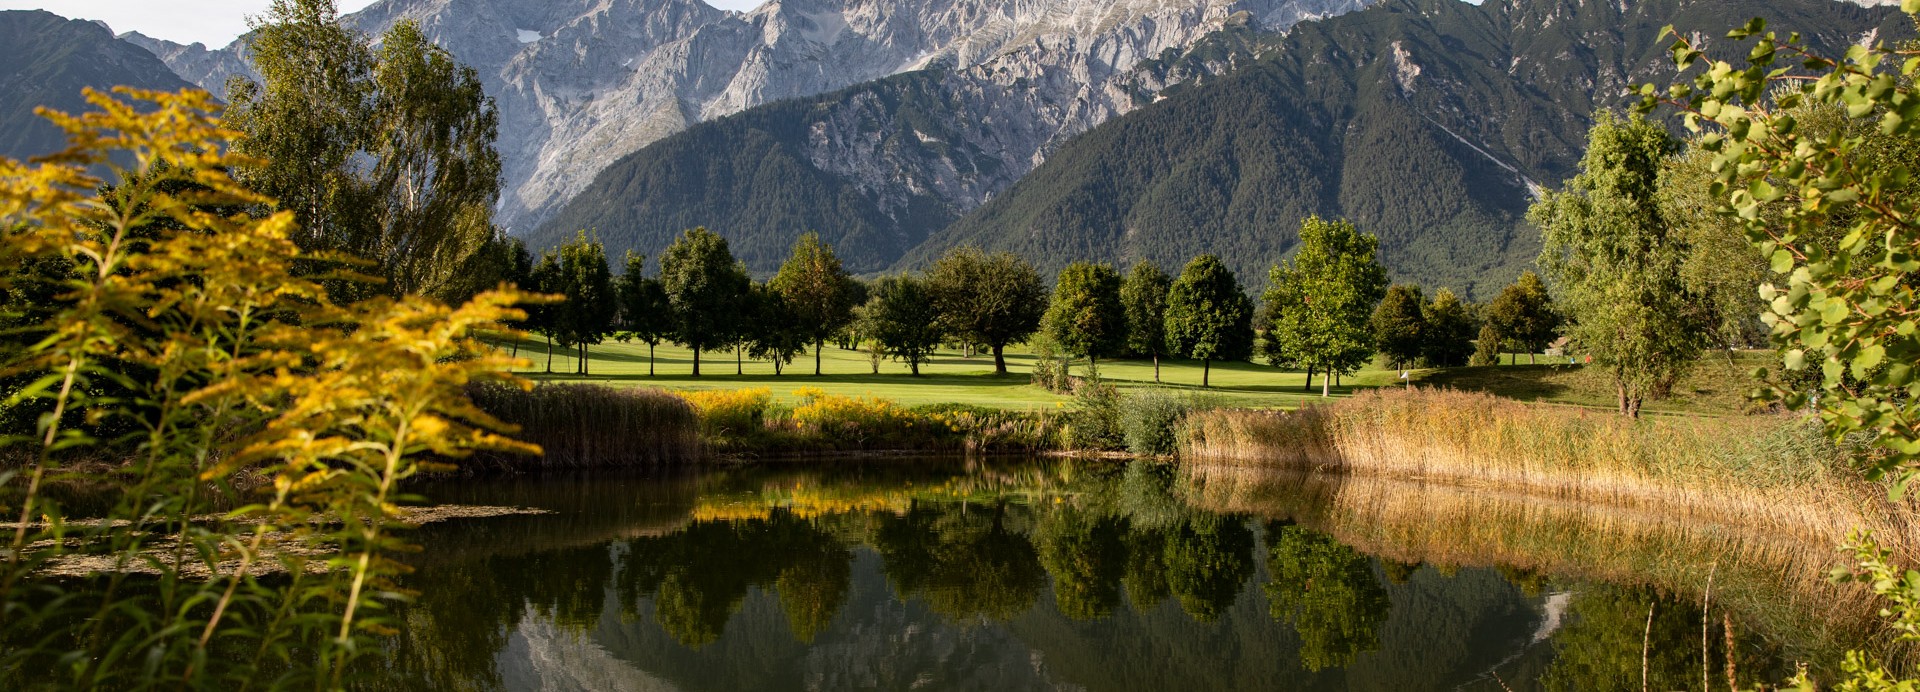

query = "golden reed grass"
[[1180, 387, 1919, 556], [1181, 464, 1897, 668], [466, 383, 702, 467]]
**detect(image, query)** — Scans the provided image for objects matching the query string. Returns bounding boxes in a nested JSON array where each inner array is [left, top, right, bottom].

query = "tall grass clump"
[[1119, 390, 1195, 457], [467, 383, 701, 467], [1181, 387, 1913, 549]]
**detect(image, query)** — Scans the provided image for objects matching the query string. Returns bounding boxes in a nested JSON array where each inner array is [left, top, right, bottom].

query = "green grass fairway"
[[497, 335, 1769, 414], [497, 336, 1405, 410], [1413, 350, 1773, 416]]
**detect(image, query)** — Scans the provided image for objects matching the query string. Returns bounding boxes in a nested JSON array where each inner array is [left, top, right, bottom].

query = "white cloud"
[[0, 0, 378, 47]]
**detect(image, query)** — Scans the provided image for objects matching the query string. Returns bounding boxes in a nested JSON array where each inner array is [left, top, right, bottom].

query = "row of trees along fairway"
[[526, 213, 1575, 390]]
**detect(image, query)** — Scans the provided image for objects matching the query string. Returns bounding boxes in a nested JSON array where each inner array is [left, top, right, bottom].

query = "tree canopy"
[[770, 232, 860, 375], [660, 227, 750, 376], [1164, 254, 1254, 387], [1265, 216, 1389, 396], [227, 0, 503, 302], [1044, 262, 1128, 369], [924, 246, 1047, 375], [1485, 270, 1559, 363], [1369, 284, 1427, 370], [1530, 111, 1706, 416], [1121, 261, 1173, 382]]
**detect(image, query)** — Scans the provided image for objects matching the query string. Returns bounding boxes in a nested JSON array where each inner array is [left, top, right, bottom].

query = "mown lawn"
[[1413, 350, 1774, 416], [497, 336, 1403, 410], [498, 335, 1772, 414]]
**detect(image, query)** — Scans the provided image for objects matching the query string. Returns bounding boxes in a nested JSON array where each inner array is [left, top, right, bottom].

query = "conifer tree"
[[1369, 284, 1427, 370]]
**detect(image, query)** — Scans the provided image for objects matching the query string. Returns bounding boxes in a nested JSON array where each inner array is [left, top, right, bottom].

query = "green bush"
[[1066, 377, 1125, 450], [1120, 390, 1194, 457]]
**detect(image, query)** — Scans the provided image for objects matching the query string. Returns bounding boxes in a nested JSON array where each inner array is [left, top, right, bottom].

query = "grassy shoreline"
[[1179, 388, 1918, 557]]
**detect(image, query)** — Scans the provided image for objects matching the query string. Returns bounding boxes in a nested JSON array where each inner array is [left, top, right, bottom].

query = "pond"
[[366, 458, 1871, 690]]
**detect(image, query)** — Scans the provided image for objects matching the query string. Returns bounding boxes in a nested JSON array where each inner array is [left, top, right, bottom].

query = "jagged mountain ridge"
[[123, 0, 1370, 235], [0, 10, 196, 162], [533, 0, 1903, 292], [905, 0, 1910, 298]]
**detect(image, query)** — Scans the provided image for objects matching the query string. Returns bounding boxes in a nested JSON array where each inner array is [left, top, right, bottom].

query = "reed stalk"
[[467, 383, 702, 468]]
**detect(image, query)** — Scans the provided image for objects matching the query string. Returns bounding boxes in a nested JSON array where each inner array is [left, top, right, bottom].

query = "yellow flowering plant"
[[0, 88, 533, 688]]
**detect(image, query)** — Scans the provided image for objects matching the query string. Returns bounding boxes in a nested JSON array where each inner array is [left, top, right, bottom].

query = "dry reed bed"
[[466, 383, 702, 468], [1181, 388, 1918, 554], [1183, 463, 1894, 667]]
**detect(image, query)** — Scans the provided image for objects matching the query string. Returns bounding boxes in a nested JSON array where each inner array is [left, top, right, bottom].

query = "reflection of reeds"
[[1181, 464, 1906, 671], [467, 383, 702, 467], [1181, 388, 1918, 554]]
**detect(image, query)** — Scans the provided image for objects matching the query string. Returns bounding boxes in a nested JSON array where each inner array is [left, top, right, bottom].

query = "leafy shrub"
[[676, 387, 771, 437], [1030, 335, 1072, 393], [1065, 377, 1125, 450], [1120, 390, 1194, 457]]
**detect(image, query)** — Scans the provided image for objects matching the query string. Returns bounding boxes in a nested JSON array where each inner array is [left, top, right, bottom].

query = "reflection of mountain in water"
[[365, 460, 1838, 690]]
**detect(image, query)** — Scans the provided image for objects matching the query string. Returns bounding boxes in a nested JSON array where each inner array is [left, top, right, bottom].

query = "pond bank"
[[1179, 388, 1920, 557]]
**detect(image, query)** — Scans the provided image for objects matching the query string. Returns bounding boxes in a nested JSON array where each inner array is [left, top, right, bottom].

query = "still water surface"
[[369, 458, 1846, 690]]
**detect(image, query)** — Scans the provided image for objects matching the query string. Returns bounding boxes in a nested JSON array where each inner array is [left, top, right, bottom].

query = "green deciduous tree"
[[1265, 217, 1389, 396], [862, 275, 944, 376], [1164, 254, 1254, 388], [1486, 270, 1560, 364], [615, 252, 672, 376], [1121, 261, 1173, 382], [748, 282, 810, 376], [1422, 288, 1478, 367], [769, 232, 860, 376], [1644, 14, 1920, 685], [660, 227, 749, 377], [925, 246, 1047, 375], [1370, 284, 1427, 370], [1044, 262, 1128, 374], [227, 0, 503, 301], [1530, 111, 1707, 417], [551, 232, 616, 376]]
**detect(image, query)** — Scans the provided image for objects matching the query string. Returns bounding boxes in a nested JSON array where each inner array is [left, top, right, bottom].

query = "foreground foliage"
[[0, 88, 530, 687]]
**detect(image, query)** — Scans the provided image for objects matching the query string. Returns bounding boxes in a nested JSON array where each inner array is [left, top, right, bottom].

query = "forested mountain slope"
[[0, 11, 196, 162], [906, 0, 1908, 298]]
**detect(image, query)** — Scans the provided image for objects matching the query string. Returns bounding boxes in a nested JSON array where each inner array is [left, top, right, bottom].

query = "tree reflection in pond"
[[873, 502, 1047, 622], [356, 460, 1870, 690], [1264, 521, 1392, 671]]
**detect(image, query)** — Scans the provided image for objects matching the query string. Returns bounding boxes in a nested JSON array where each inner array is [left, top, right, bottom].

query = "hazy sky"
[[1, 0, 766, 47]]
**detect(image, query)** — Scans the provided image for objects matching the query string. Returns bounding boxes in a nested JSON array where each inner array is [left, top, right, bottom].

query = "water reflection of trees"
[[620, 509, 852, 647], [365, 460, 1842, 690], [1265, 521, 1392, 671]]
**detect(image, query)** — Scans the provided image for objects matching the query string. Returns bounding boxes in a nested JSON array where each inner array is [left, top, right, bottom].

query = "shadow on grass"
[[1412, 364, 1578, 402]]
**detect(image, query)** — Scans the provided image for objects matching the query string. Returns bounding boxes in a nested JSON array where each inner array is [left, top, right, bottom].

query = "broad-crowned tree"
[[552, 232, 616, 376], [1044, 262, 1127, 375], [925, 246, 1046, 375], [228, 1, 503, 301], [862, 275, 945, 376], [1121, 262, 1172, 382], [770, 232, 860, 376], [615, 252, 673, 376], [1485, 270, 1560, 364], [1164, 254, 1254, 388], [1422, 288, 1478, 368], [1265, 216, 1388, 396], [1531, 111, 1707, 417], [660, 227, 750, 377]]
